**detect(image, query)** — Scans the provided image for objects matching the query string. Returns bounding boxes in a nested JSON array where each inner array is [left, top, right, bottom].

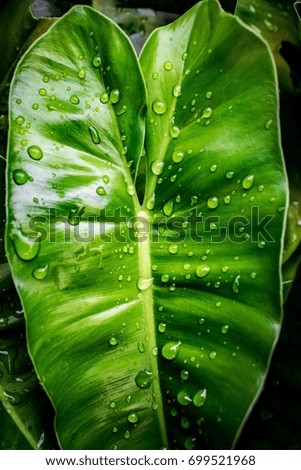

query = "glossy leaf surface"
[[6, 1, 287, 449]]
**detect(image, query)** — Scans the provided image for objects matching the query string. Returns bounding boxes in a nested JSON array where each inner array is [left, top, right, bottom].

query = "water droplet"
[[164, 61, 173, 71], [78, 67, 86, 79], [202, 106, 213, 118], [210, 164, 217, 173], [102, 175, 109, 184], [151, 159, 165, 176], [172, 151, 184, 164], [69, 95, 80, 105], [32, 265, 48, 280], [161, 273, 169, 283], [123, 430, 131, 439], [152, 99, 167, 115], [232, 274, 240, 294], [242, 174, 255, 189], [12, 169, 29, 185], [89, 126, 101, 144], [137, 276, 153, 291], [126, 183, 135, 196], [193, 388, 207, 407], [158, 323, 166, 333], [257, 240, 266, 249], [226, 171, 234, 179], [221, 325, 229, 334], [152, 72, 158, 80], [109, 401, 116, 408], [110, 89, 120, 104], [146, 193, 155, 210], [265, 119, 273, 130], [27, 145, 43, 160], [109, 337, 118, 346], [38, 88, 47, 96], [152, 401, 159, 411], [177, 390, 192, 405], [162, 341, 181, 360], [97, 186, 106, 196], [250, 271, 257, 279], [196, 265, 211, 278], [32, 103, 39, 110], [116, 105, 127, 116], [172, 84, 182, 97], [163, 199, 174, 217], [169, 125, 180, 138], [137, 340, 145, 353], [184, 436, 196, 450], [127, 412, 139, 423], [207, 196, 219, 209], [182, 52, 188, 61], [206, 91, 212, 99], [10, 230, 40, 261], [92, 55, 101, 67], [181, 416, 190, 429], [209, 351, 217, 359], [168, 244, 179, 255], [224, 195, 231, 204], [15, 116, 25, 125], [100, 92, 109, 104], [135, 369, 153, 389], [181, 370, 189, 381]]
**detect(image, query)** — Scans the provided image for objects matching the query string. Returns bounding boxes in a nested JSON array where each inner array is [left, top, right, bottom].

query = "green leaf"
[[6, 1, 287, 449], [0, 329, 58, 449]]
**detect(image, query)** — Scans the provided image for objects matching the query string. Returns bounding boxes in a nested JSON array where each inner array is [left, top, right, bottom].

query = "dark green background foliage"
[[1, 0, 300, 450]]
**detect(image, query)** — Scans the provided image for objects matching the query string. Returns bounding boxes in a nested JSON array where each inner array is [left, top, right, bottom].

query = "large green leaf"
[[6, 1, 287, 449]]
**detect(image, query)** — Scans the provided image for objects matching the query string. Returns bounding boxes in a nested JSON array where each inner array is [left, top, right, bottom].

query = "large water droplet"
[[169, 125, 180, 138], [89, 126, 101, 144], [100, 92, 109, 104], [242, 174, 255, 189], [202, 106, 213, 118], [126, 183, 135, 196], [207, 196, 219, 209], [177, 390, 192, 405], [27, 145, 43, 160], [127, 412, 139, 423], [92, 55, 101, 68], [162, 341, 181, 360], [163, 199, 174, 217], [32, 265, 49, 280], [11, 230, 40, 261], [232, 274, 240, 294], [168, 244, 179, 255], [172, 84, 182, 97], [13, 169, 29, 185], [70, 95, 80, 105], [196, 265, 211, 278], [193, 388, 207, 407], [110, 89, 120, 104], [135, 369, 153, 389], [137, 276, 153, 291], [96, 186, 106, 196], [151, 160, 165, 175], [158, 322, 166, 333], [152, 99, 167, 115], [172, 150, 184, 163]]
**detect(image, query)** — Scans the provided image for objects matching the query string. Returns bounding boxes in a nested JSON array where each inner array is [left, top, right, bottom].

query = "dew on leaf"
[[38, 88, 47, 96], [169, 125, 180, 138], [158, 323, 167, 333], [210, 164, 217, 173], [232, 274, 240, 294], [168, 244, 179, 255], [164, 61, 173, 71], [32, 265, 49, 280], [137, 340, 145, 353], [257, 240, 266, 249], [172, 84, 182, 97], [177, 390, 192, 405], [209, 351, 217, 359], [27, 145, 43, 160], [137, 276, 153, 291], [135, 369, 153, 389], [70, 95, 80, 105], [152, 99, 167, 115], [181, 370, 189, 381], [226, 171, 234, 179], [221, 325, 229, 334], [202, 107, 213, 118], [163, 199, 174, 217], [100, 92, 109, 104], [10, 230, 40, 261], [15, 115, 25, 125], [242, 174, 255, 189], [110, 89, 120, 104], [13, 169, 29, 185], [207, 196, 219, 209], [123, 430, 131, 439], [181, 417, 190, 429], [193, 388, 207, 407], [92, 55, 101, 68], [102, 175, 109, 184], [78, 67, 86, 79], [126, 183, 135, 196], [265, 119, 273, 130], [162, 341, 181, 360], [109, 337, 118, 346], [116, 105, 127, 116], [151, 159, 165, 176], [89, 126, 101, 144], [127, 412, 139, 424], [96, 186, 106, 196], [161, 273, 170, 283], [196, 265, 211, 278], [224, 195, 231, 204]]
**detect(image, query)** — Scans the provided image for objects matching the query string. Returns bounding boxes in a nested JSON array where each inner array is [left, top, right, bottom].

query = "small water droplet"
[[242, 174, 255, 189], [172, 84, 182, 97], [116, 105, 127, 116], [152, 99, 167, 115], [38, 88, 47, 96], [110, 89, 120, 104], [100, 92, 109, 104], [164, 61, 173, 71], [69, 95, 80, 105], [146, 193, 155, 210], [127, 412, 139, 423], [181, 370, 189, 381], [169, 125, 180, 138], [15, 115, 25, 125], [207, 196, 219, 209], [109, 401, 116, 408], [92, 55, 101, 68], [226, 171, 234, 179], [97, 186, 106, 196], [161, 274, 170, 283], [163, 199, 174, 217], [177, 390, 192, 405], [193, 388, 207, 407], [89, 126, 101, 144], [221, 325, 229, 334], [250, 271, 257, 279], [135, 369, 153, 389], [206, 91, 212, 99], [202, 106, 213, 118], [257, 240, 266, 249], [158, 323, 167, 333], [209, 351, 217, 359], [27, 145, 43, 160], [162, 341, 181, 360], [78, 67, 86, 79], [13, 169, 29, 185], [123, 430, 131, 439], [232, 274, 240, 294], [137, 340, 145, 353], [265, 119, 273, 130], [168, 244, 179, 255], [210, 164, 217, 173], [196, 265, 211, 278], [127, 183, 135, 196], [151, 159, 165, 176], [32, 265, 49, 280], [137, 276, 153, 291], [184, 436, 196, 450], [109, 337, 118, 346], [224, 195, 231, 204]]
